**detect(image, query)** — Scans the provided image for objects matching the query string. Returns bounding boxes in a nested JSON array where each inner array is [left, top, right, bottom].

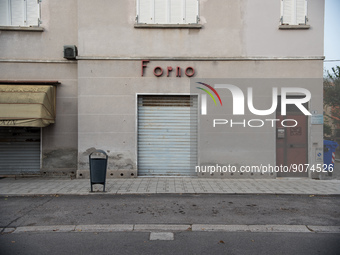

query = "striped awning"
[[0, 84, 57, 127]]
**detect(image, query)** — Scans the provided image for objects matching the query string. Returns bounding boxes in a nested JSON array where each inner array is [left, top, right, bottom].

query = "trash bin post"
[[89, 150, 108, 192]]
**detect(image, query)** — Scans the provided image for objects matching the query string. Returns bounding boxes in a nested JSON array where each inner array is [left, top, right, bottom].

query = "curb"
[[192, 224, 310, 233], [2, 224, 340, 234], [134, 224, 191, 232], [13, 225, 75, 233]]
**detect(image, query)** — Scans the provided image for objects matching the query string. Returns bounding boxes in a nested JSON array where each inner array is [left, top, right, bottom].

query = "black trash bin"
[[89, 150, 108, 192]]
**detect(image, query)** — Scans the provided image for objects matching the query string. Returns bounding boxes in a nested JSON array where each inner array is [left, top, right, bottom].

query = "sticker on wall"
[[311, 114, 323, 125], [315, 148, 323, 162]]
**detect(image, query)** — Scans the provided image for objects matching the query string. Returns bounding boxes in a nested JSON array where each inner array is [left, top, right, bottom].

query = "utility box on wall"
[[63, 45, 77, 60]]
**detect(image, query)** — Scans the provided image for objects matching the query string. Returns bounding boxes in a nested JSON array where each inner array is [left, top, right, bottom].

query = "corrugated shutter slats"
[[0, 127, 40, 174], [138, 96, 198, 176]]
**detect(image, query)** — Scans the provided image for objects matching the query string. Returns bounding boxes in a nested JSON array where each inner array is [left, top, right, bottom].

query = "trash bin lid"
[[324, 140, 339, 149], [89, 150, 108, 159]]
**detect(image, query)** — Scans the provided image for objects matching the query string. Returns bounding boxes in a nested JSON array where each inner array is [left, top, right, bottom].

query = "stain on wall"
[[42, 148, 78, 170], [78, 147, 136, 171]]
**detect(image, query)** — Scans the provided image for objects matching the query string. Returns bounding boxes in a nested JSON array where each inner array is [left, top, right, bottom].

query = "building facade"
[[0, 0, 325, 179]]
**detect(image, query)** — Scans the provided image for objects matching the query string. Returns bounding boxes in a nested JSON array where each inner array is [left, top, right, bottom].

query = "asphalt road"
[[1, 232, 340, 255]]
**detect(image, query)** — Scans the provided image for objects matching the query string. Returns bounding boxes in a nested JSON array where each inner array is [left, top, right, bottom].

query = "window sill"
[[134, 24, 202, 29], [279, 25, 310, 30], [0, 26, 44, 32]]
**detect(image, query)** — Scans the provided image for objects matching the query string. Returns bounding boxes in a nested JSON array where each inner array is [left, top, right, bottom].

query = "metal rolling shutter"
[[0, 127, 40, 175], [138, 95, 198, 176]]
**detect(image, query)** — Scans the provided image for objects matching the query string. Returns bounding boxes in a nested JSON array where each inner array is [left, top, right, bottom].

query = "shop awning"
[[0, 84, 57, 127]]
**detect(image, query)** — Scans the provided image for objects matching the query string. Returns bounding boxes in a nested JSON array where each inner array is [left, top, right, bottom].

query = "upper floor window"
[[281, 0, 307, 26], [0, 0, 41, 27], [136, 0, 199, 25]]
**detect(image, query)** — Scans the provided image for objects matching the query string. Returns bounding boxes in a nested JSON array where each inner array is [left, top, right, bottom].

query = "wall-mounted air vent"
[[63, 45, 78, 60]]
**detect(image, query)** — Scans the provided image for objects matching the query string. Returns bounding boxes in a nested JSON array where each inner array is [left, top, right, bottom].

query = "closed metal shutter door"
[[138, 95, 198, 176], [0, 127, 40, 174]]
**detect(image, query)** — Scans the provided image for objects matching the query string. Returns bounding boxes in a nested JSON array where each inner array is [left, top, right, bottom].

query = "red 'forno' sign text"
[[141, 60, 195, 77]]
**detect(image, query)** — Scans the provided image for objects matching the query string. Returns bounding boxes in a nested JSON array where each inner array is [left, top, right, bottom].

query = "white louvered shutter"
[[154, 0, 167, 24], [296, 0, 307, 25], [26, 0, 39, 26], [137, 0, 198, 24], [170, 0, 182, 24], [0, 0, 10, 26], [185, 0, 197, 24], [138, 0, 152, 23], [282, 0, 294, 25], [282, 0, 307, 25], [11, 0, 24, 26]]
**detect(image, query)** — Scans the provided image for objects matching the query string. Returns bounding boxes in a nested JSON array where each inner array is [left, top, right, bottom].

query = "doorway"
[[276, 97, 308, 177]]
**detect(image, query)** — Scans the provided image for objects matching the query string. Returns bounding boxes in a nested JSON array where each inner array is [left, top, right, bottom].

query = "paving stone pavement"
[[0, 177, 339, 195]]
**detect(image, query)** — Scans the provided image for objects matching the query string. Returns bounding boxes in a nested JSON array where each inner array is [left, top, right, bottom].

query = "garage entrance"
[[0, 127, 41, 175], [138, 95, 198, 176]]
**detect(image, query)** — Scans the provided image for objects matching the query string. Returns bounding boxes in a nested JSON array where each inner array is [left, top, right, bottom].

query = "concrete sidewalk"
[[0, 177, 339, 195]]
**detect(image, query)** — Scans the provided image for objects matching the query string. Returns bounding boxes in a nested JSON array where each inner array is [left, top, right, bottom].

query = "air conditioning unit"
[[63, 45, 78, 60]]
